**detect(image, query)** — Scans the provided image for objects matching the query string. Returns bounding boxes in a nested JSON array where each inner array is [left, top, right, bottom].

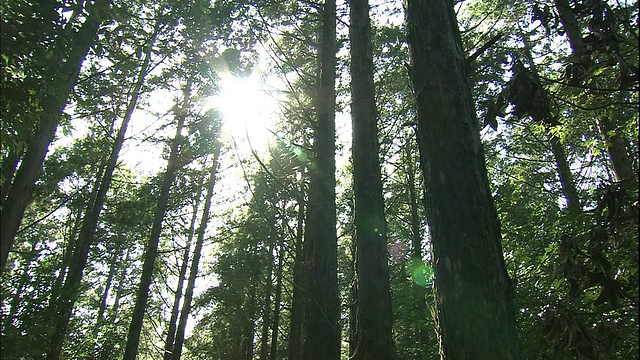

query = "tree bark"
[[171, 149, 220, 360], [46, 27, 156, 360], [405, 0, 520, 359], [349, 0, 395, 359], [124, 78, 192, 360], [301, 0, 340, 359], [0, 0, 110, 273]]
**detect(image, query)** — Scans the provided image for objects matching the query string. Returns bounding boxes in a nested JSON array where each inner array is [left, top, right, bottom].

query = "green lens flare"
[[293, 147, 308, 162], [408, 257, 433, 287]]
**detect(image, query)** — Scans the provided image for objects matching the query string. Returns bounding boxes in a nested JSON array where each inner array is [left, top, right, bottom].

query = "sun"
[[210, 69, 277, 151]]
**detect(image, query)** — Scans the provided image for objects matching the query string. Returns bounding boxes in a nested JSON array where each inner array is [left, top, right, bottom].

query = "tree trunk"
[[240, 277, 258, 360], [96, 240, 123, 326], [163, 179, 203, 360], [0, 149, 22, 205], [46, 28, 156, 360], [554, 0, 588, 60], [520, 30, 583, 214], [110, 247, 130, 323], [349, 1, 395, 359], [301, 0, 340, 359], [404, 132, 431, 356], [269, 235, 285, 360], [597, 116, 638, 190], [0, 0, 110, 273], [348, 244, 357, 358], [170, 150, 220, 360], [405, 0, 520, 359], [98, 247, 131, 360], [259, 244, 274, 360], [5, 240, 39, 327], [243, 308, 256, 360], [549, 135, 582, 213], [49, 197, 87, 309], [286, 168, 306, 360], [124, 78, 192, 360]]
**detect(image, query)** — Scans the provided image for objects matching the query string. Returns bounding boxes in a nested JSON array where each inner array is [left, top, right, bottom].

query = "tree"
[[123, 77, 193, 359], [405, 0, 520, 358], [45, 20, 159, 360], [170, 145, 221, 360], [349, 0, 395, 358], [1, 0, 112, 272], [163, 178, 203, 360], [301, 0, 341, 359]]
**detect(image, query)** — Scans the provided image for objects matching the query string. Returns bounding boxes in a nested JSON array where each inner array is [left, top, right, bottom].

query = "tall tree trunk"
[[259, 244, 274, 360], [0, 0, 110, 273], [245, 323, 256, 360], [96, 239, 123, 326], [170, 150, 220, 360], [110, 247, 130, 323], [520, 30, 583, 214], [47, 157, 106, 350], [549, 135, 582, 213], [597, 115, 638, 190], [554, 0, 588, 60], [46, 28, 157, 360], [240, 282, 258, 360], [348, 240, 357, 358], [97, 246, 131, 360], [90, 238, 122, 354], [5, 240, 39, 327], [404, 132, 431, 356], [405, 1, 520, 359], [286, 168, 306, 360], [163, 179, 203, 360], [243, 299, 256, 360], [0, 149, 22, 205], [301, 0, 340, 359], [349, 1, 394, 359], [124, 78, 192, 360], [269, 235, 285, 360], [49, 196, 87, 309]]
